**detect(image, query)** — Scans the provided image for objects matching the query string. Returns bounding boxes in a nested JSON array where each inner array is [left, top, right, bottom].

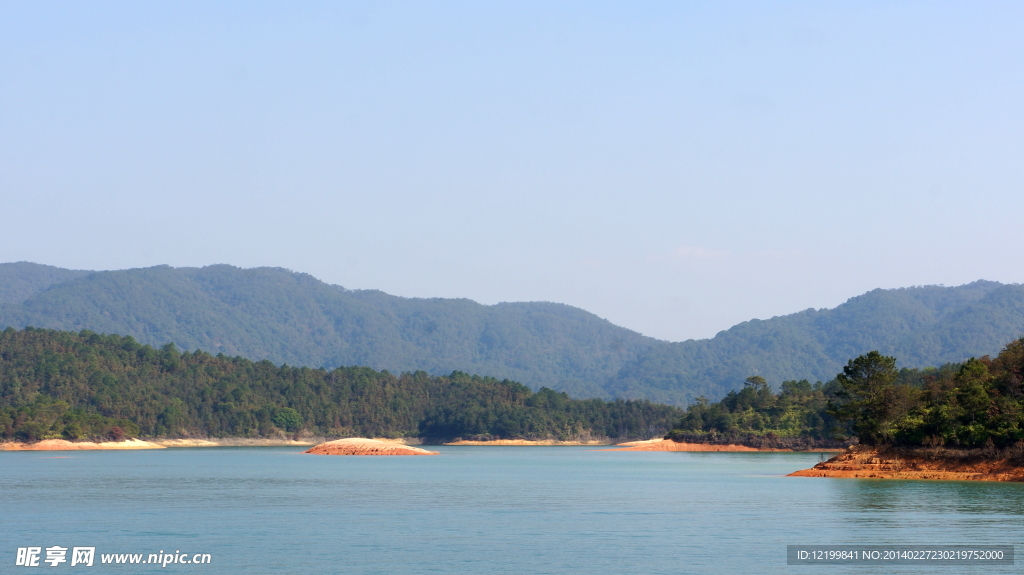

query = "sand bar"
[[0, 438, 165, 451], [153, 438, 314, 447], [304, 438, 439, 455], [601, 438, 842, 452]]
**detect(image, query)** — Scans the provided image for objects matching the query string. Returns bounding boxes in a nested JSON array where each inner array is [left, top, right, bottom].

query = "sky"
[[2, 1, 1023, 342]]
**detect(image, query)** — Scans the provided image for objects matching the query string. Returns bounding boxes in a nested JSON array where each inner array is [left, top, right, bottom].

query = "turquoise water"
[[2, 446, 1023, 574]]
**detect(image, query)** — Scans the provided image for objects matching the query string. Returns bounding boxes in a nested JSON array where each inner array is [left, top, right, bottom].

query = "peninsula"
[[603, 438, 813, 452], [629, 374, 852, 453], [789, 444, 1024, 481], [789, 340, 1024, 481]]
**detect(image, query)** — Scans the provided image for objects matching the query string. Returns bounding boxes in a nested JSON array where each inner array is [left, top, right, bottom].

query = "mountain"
[[0, 263, 656, 399], [606, 281, 1024, 404], [0, 262, 90, 306], [2, 262, 1023, 405]]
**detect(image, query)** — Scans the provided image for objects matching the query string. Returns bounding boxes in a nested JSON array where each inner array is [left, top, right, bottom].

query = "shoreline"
[[153, 438, 316, 447], [1, 436, 846, 453], [0, 436, 444, 451], [601, 438, 844, 452], [0, 437, 320, 451], [789, 445, 1024, 481], [0, 438, 166, 451], [443, 439, 609, 446]]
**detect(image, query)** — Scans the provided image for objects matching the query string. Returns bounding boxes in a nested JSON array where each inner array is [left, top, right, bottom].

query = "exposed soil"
[[665, 432, 849, 451], [789, 445, 1024, 481]]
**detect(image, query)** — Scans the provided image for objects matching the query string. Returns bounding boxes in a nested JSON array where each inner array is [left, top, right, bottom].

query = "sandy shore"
[[0, 437, 421, 450], [444, 439, 609, 446], [304, 438, 439, 455], [789, 445, 1024, 481], [152, 439, 221, 447], [153, 438, 315, 447], [0, 438, 166, 451], [601, 438, 842, 452], [602, 438, 773, 452]]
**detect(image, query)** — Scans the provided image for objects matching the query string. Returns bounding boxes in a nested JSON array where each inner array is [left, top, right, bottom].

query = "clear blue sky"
[[2, 1, 1022, 341]]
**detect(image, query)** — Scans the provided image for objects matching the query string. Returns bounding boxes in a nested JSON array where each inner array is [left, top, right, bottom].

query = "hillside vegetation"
[[2, 262, 1023, 405], [0, 327, 681, 443], [667, 338, 1024, 450], [829, 339, 1024, 448]]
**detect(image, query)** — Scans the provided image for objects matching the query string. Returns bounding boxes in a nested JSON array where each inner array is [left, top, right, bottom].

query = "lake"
[[2, 446, 1022, 574]]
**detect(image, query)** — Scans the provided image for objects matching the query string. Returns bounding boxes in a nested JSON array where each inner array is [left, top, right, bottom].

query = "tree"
[[950, 358, 994, 446], [744, 376, 768, 390], [272, 408, 303, 432], [0, 327, 684, 442], [831, 351, 913, 445]]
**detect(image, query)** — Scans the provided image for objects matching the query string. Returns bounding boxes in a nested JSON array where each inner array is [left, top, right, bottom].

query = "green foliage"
[[4, 263, 1024, 406], [0, 327, 682, 442], [744, 375, 768, 389], [0, 262, 89, 306], [830, 351, 915, 445], [597, 280, 1024, 404], [0, 263, 656, 400], [825, 340, 1024, 448], [271, 407, 302, 432], [667, 376, 846, 444]]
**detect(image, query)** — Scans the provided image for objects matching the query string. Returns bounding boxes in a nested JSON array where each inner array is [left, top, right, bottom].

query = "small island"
[[304, 438, 439, 455], [790, 339, 1024, 481]]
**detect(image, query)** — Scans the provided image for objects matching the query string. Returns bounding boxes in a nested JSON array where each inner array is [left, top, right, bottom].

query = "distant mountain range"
[[2, 261, 1023, 405]]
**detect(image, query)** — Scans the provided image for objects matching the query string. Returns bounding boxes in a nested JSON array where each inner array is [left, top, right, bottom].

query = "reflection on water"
[[809, 478, 1024, 559], [839, 478, 1024, 513], [1, 448, 1022, 574]]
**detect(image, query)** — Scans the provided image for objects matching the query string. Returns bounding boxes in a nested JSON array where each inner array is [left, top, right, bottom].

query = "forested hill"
[[0, 328, 682, 442], [608, 280, 1024, 404], [0, 262, 90, 306], [2, 262, 1024, 405], [0, 263, 657, 399]]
